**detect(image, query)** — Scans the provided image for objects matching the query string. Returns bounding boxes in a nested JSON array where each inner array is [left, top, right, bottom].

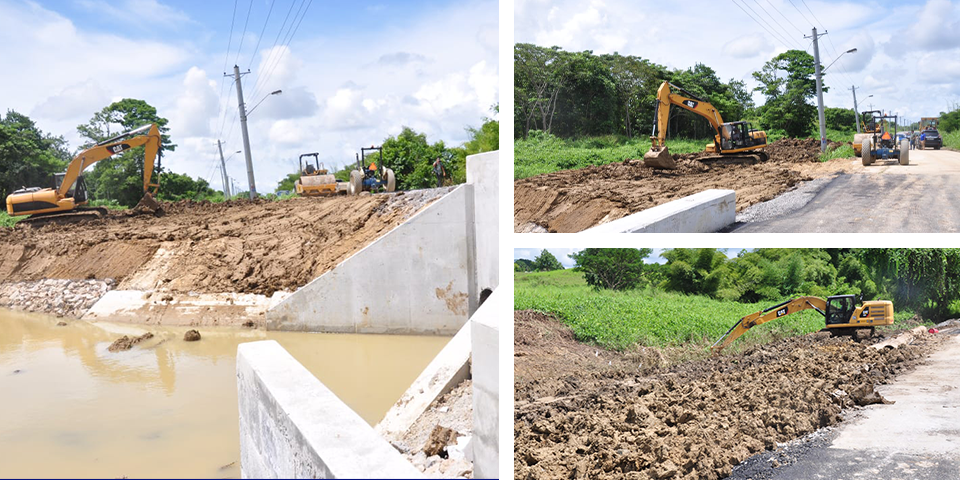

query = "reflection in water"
[[0, 309, 450, 479]]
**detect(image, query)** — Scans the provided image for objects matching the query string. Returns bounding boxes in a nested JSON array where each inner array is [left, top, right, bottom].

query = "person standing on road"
[[432, 156, 446, 188], [920, 131, 926, 150]]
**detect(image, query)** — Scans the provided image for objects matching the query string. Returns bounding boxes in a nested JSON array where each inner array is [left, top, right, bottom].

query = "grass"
[[516, 270, 829, 351], [0, 211, 26, 228], [514, 131, 711, 179], [819, 143, 855, 162], [943, 130, 960, 151]]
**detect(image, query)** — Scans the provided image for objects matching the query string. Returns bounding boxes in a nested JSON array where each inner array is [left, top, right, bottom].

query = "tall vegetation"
[[514, 44, 749, 141], [0, 111, 71, 199]]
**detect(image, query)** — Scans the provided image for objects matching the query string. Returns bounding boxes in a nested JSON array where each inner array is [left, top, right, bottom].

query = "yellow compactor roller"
[[711, 294, 894, 354], [294, 153, 340, 196]]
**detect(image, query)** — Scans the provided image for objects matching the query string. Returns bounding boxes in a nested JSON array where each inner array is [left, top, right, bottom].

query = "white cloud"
[[32, 80, 111, 121], [168, 67, 218, 138], [901, 0, 960, 50], [722, 33, 774, 59], [76, 0, 192, 26]]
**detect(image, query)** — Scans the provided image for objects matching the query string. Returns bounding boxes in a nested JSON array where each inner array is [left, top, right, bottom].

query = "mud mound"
[[514, 139, 854, 232], [107, 332, 154, 352], [0, 190, 448, 295], [514, 312, 943, 480]]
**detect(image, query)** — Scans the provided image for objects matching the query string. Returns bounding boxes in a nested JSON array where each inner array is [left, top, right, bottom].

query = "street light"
[[824, 48, 857, 73], [247, 90, 283, 116]]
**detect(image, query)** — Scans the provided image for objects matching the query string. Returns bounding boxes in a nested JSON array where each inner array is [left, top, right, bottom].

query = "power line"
[[730, 0, 800, 51], [250, 0, 313, 102], [215, 0, 240, 143], [234, 0, 255, 66], [750, 0, 804, 49], [247, 0, 300, 99], [248, 0, 278, 66], [763, 0, 805, 36]]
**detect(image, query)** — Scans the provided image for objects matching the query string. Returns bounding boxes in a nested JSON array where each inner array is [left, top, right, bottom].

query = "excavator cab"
[[825, 295, 856, 326], [719, 122, 765, 151]]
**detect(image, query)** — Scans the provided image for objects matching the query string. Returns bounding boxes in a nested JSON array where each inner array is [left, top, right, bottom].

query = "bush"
[[571, 248, 650, 290]]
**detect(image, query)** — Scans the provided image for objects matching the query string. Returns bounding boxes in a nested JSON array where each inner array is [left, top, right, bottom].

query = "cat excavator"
[[6, 124, 162, 227], [711, 294, 894, 354], [644, 81, 768, 169]]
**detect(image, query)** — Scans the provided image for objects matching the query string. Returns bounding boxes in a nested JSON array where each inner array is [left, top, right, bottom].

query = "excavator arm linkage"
[[711, 296, 827, 354]]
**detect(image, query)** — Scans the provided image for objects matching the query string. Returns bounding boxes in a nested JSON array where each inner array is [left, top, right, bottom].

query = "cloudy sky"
[[516, 0, 960, 128], [514, 248, 748, 268], [0, 0, 498, 193]]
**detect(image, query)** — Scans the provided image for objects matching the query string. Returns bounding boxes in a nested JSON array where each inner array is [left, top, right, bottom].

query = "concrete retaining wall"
[[266, 185, 472, 334], [265, 151, 499, 335], [237, 340, 422, 479], [467, 150, 499, 303], [375, 320, 471, 439], [582, 189, 735, 233], [470, 288, 500, 478]]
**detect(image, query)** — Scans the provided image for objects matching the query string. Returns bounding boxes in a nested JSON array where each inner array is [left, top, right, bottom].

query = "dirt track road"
[[731, 148, 960, 233], [731, 333, 960, 479]]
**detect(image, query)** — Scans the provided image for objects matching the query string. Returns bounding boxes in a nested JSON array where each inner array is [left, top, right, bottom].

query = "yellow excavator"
[[6, 124, 162, 227], [711, 294, 894, 354], [644, 81, 768, 169]]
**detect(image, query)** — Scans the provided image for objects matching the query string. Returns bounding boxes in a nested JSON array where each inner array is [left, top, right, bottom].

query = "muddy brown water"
[[0, 309, 449, 478]]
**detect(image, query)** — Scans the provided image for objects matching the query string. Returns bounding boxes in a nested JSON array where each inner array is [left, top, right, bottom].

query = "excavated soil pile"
[[514, 311, 942, 480], [514, 138, 853, 232], [0, 189, 449, 296]]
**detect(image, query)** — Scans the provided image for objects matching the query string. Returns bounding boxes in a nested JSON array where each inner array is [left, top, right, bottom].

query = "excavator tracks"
[[17, 207, 110, 229], [697, 151, 768, 165]]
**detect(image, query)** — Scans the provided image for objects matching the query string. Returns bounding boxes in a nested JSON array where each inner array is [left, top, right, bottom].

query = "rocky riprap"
[[0, 278, 113, 317]]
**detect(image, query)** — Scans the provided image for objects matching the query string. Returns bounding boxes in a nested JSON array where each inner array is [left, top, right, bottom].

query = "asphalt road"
[[730, 148, 960, 232], [728, 333, 960, 480]]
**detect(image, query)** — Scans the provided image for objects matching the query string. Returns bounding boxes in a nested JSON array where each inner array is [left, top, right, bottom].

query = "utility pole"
[[217, 139, 231, 198], [807, 27, 828, 152], [850, 86, 860, 133], [227, 65, 257, 199]]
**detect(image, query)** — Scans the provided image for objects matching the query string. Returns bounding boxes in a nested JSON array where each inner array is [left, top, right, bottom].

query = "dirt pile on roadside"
[[514, 138, 855, 232], [514, 311, 943, 480], [0, 189, 450, 296]]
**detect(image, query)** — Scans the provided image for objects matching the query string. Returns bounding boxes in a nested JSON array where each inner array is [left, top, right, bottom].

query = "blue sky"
[[0, 0, 498, 193], [513, 248, 749, 269]]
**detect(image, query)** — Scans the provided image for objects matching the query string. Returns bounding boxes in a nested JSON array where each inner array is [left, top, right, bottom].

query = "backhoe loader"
[[6, 124, 162, 227], [711, 294, 894, 354], [643, 81, 768, 169]]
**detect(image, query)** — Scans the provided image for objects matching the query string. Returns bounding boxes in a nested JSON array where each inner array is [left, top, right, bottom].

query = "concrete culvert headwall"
[[266, 151, 500, 335]]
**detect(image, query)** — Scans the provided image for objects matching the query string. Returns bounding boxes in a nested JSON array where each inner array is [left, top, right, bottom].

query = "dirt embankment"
[[514, 311, 943, 480], [0, 189, 449, 296], [514, 138, 854, 232]]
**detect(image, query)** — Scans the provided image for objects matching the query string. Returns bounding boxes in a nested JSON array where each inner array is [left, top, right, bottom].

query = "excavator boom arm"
[[711, 296, 827, 354], [59, 124, 162, 197], [652, 81, 725, 148]]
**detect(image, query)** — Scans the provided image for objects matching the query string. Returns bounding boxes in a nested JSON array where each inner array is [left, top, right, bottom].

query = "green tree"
[[276, 172, 300, 193], [77, 99, 177, 207], [752, 50, 822, 138], [378, 127, 455, 190], [514, 258, 535, 272], [155, 170, 219, 202], [0, 111, 70, 198], [570, 248, 650, 290], [662, 248, 727, 297], [532, 249, 564, 272], [824, 107, 856, 131]]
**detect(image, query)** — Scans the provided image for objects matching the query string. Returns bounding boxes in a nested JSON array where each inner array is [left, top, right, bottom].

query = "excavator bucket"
[[134, 191, 163, 216], [643, 146, 677, 169]]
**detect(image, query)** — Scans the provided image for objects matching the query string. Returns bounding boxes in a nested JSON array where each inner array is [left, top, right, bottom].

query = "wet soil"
[[0, 189, 449, 296], [514, 311, 944, 480], [514, 138, 854, 232], [107, 332, 154, 352]]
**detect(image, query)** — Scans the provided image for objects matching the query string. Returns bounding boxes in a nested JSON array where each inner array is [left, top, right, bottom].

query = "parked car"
[[922, 129, 943, 150]]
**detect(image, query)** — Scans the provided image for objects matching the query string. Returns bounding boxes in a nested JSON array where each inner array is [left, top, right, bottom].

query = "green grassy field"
[[514, 132, 711, 180], [516, 269, 916, 352]]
